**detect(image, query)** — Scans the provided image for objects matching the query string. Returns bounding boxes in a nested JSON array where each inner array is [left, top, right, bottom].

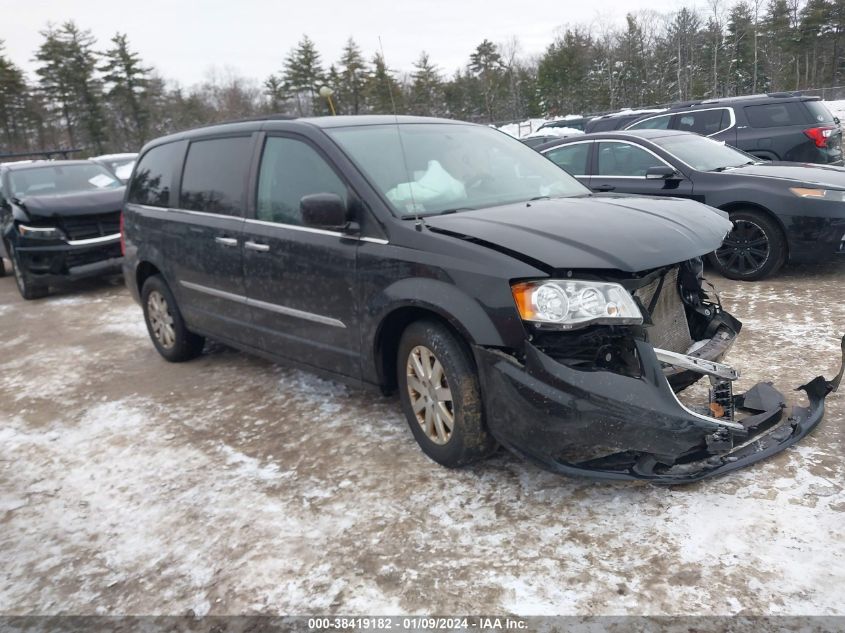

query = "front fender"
[[372, 277, 514, 347]]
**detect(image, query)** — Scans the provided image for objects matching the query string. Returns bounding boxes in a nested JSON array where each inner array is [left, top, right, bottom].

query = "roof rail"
[[767, 91, 803, 98], [206, 113, 297, 127], [0, 148, 83, 161]]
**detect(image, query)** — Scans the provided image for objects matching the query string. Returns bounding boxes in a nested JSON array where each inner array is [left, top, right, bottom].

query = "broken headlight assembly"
[[17, 223, 65, 240], [511, 280, 643, 330]]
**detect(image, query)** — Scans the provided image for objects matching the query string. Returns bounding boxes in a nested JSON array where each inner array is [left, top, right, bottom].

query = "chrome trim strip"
[[67, 233, 121, 246], [130, 205, 389, 245], [654, 348, 740, 381], [247, 295, 346, 328], [180, 280, 245, 304], [243, 217, 389, 244], [179, 280, 346, 328]]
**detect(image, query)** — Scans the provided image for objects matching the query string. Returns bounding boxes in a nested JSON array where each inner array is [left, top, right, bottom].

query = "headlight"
[[17, 224, 65, 240], [789, 187, 845, 201], [511, 280, 643, 329]]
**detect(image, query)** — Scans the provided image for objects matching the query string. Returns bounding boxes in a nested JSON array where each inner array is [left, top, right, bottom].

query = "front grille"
[[634, 268, 693, 353], [65, 242, 121, 269], [60, 211, 121, 241]]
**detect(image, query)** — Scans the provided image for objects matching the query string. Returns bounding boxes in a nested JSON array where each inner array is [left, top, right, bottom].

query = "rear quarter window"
[[804, 100, 835, 124], [744, 102, 807, 128], [128, 142, 184, 207]]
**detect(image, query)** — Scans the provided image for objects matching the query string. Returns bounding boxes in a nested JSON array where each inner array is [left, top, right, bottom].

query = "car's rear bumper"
[[15, 237, 123, 283], [474, 335, 844, 484]]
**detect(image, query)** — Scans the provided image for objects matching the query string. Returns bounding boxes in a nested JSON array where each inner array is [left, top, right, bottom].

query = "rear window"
[[628, 114, 672, 130], [744, 102, 807, 128], [545, 143, 590, 175], [128, 142, 184, 207], [676, 109, 729, 135], [179, 136, 252, 215], [804, 100, 835, 123]]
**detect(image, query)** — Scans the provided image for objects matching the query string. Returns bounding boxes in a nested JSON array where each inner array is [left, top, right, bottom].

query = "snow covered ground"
[[1, 262, 844, 616]]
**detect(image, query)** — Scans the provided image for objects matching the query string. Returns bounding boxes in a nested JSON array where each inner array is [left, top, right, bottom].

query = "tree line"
[[2, 0, 845, 155]]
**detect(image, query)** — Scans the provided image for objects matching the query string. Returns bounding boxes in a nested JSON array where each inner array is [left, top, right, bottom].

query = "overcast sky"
[[5, 0, 688, 87]]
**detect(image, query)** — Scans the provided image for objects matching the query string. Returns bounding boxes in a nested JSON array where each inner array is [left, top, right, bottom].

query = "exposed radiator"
[[634, 268, 693, 354]]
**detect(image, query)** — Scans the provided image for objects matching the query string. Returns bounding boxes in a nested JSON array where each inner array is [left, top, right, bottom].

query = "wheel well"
[[375, 307, 471, 394], [136, 261, 161, 293], [717, 202, 789, 254]]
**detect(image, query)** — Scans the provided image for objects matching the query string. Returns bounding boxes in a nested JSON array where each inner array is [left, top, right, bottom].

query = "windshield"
[[326, 123, 589, 217], [9, 163, 122, 198], [652, 134, 759, 172]]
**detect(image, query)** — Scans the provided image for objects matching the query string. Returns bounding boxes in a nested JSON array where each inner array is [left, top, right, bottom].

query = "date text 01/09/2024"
[[306, 617, 528, 630]]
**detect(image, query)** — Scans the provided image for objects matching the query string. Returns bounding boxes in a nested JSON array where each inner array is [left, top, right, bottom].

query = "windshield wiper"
[[710, 161, 757, 173]]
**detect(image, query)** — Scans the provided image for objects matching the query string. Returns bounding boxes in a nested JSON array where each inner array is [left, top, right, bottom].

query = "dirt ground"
[[0, 258, 843, 617]]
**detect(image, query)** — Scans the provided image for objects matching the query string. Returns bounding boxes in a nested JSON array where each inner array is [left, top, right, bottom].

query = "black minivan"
[[122, 115, 843, 483]]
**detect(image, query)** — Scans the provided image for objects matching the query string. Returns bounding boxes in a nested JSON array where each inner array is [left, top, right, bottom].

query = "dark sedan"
[[538, 129, 845, 280]]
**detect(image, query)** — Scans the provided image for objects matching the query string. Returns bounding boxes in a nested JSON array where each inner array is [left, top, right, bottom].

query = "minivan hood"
[[17, 188, 125, 219], [425, 195, 731, 272], [728, 162, 845, 189]]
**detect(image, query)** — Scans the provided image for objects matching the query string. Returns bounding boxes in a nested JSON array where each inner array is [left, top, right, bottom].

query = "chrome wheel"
[[715, 219, 770, 276], [406, 345, 454, 445], [147, 290, 176, 349]]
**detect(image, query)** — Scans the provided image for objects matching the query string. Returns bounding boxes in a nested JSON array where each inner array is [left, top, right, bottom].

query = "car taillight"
[[119, 211, 125, 256], [804, 126, 835, 148]]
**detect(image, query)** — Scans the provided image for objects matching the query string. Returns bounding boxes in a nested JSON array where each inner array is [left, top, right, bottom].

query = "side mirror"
[[300, 193, 348, 229], [645, 165, 678, 180]]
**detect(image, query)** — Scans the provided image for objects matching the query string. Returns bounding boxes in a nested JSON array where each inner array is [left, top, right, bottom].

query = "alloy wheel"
[[405, 345, 454, 445], [715, 219, 770, 276], [147, 290, 176, 349]]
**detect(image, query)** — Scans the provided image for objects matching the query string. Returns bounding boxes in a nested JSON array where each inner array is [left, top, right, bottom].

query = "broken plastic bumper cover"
[[475, 336, 844, 483]]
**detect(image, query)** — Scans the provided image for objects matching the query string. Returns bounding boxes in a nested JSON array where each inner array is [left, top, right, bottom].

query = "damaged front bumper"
[[475, 335, 844, 483]]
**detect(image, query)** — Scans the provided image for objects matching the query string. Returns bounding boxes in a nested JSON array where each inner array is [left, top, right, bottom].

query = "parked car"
[[624, 93, 843, 166], [0, 160, 124, 299], [585, 109, 666, 133], [537, 117, 589, 132], [538, 129, 845, 280], [122, 115, 843, 483], [520, 135, 563, 149], [91, 152, 138, 183]]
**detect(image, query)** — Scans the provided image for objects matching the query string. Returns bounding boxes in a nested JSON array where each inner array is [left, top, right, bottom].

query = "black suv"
[[1, 160, 125, 299], [624, 93, 843, 165], [122, 115, 843, 483]]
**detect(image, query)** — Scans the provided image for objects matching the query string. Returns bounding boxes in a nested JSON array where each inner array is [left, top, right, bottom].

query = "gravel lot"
[[1, 259, 843, 616]]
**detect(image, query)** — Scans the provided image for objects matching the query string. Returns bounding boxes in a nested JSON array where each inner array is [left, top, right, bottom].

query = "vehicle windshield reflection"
[[326, 123, 590, 217], [653, 134, 762, 172]]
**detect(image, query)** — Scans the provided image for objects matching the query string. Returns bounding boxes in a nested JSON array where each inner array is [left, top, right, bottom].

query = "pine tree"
[[0, 41, 34, 151], [34, 22, 107, 152], [263, 74, 287, 112], [468, 39, 505, 121], [282, 35, 325, 116], [100, 33, 152, 148], [336, 38, 368, 114], [409, 52, 443, 116], [364, 53, 403, 114]]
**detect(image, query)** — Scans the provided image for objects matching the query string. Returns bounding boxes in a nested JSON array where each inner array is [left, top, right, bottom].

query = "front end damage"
[[478, 260, 844, 483]]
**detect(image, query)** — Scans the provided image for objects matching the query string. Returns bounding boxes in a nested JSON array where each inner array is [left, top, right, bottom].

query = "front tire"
[[141, 275, 205, 362], [397, 320, 496, 468], [8, 244, 48, 300], [709, 210, 786, 281]]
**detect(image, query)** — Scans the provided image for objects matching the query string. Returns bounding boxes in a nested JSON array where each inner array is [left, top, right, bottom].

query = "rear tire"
[[709, 209, 786, 281], [397, 320, 497, 468], [141, 274, 205, 362], [8, 244, 48, 300]]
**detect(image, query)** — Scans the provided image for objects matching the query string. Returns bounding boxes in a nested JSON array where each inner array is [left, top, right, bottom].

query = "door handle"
[[215, 236, 238, 247], [594, 184, 615, 192], [244, 241, 270, 252]]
